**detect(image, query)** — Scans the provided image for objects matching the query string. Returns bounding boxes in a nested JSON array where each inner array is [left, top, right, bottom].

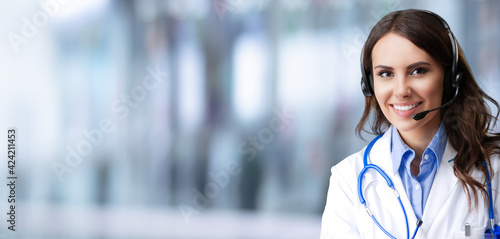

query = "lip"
[[390, 101, 423, 117]]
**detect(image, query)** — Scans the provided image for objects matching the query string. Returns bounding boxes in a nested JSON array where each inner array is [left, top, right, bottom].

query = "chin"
[[390, 112, 441, 134]]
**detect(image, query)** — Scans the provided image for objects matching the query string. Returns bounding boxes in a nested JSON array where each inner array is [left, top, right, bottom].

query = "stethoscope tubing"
[[358, 133, 497, 238], [358, 133, 413, 239]]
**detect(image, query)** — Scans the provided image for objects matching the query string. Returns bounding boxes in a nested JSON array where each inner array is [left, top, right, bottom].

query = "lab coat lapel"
[[420, 140, 458, 234], [369, 128, 420, 234], [368, 127, 396, 175]]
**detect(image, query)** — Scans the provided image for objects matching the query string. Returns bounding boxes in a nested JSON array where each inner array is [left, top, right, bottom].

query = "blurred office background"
[[0, 0, 499, 238]]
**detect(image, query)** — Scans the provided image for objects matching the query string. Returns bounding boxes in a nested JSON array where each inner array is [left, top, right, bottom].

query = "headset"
[[360, 10, 463, 121]]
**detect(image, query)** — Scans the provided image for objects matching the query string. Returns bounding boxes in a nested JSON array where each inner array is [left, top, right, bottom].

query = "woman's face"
[[371, 33, 445, 136]]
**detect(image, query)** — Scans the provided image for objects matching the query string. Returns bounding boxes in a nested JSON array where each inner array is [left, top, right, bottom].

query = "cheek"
[[373, 82, 391, 107], [417, 81, 444, 102]]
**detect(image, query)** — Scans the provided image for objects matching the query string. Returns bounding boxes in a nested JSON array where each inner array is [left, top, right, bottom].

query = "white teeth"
[[393, 103, 419, 111]]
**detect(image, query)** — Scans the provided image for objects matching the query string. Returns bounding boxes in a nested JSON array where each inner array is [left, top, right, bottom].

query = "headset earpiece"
[[360, 47, 374, 97], [443, 67, 452, 96], [451, 72, 462, 98], [445, 32, 461, 102], [361, 76, 373, 97]]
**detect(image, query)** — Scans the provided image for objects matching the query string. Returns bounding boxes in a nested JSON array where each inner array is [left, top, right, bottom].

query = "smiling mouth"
[[392, 102, 422, 111]]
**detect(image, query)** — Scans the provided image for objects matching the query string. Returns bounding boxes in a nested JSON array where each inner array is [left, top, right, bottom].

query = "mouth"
[[390, 102, 423, 117], [392, 102, 422, 111]]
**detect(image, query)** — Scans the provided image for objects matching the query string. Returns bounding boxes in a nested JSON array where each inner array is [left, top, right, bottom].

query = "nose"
[[394, 76, 411, 98]]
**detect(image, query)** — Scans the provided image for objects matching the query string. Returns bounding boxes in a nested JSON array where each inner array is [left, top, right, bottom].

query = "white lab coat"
[[321, 126, 500, 239]]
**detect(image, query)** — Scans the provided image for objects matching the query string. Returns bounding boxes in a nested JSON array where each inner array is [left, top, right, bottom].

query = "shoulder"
[[325, 128, 392, 195], [332, 129, 392, 175], [329, 133, 389, 188], [334, 149, 364, 171], [332, 147, 365, 178]]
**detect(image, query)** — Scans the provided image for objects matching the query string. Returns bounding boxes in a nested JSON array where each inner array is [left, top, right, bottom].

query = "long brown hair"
[[356, 9, 500, 209]]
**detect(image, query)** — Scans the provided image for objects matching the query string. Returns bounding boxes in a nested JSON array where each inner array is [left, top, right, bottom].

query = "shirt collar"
[[390, 121, 448, 175]]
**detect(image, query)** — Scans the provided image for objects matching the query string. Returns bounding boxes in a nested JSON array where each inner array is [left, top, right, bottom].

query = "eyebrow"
[[374, 61, 432, 70]]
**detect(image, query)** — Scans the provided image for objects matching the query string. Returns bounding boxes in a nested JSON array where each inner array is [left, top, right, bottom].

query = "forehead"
[[371, 33, 437, 67]]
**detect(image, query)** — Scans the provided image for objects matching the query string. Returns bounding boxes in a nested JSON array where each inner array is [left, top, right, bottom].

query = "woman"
[[321, 9, 500, 239]]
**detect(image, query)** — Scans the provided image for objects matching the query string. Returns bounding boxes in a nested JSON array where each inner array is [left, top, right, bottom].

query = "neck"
[[399, 117, 441, 157]]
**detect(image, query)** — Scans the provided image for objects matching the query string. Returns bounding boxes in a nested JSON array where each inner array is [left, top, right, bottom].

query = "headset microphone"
[[412, 72, 462, 121], [412, 98, 454, 120]]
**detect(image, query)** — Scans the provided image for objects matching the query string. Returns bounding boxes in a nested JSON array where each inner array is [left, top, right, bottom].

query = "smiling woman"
[[321, 9, 500, 239], [372, 33, 445, 156]]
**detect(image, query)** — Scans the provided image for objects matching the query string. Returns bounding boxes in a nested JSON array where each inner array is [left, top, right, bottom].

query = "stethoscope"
[[357, 133, 500, 239]]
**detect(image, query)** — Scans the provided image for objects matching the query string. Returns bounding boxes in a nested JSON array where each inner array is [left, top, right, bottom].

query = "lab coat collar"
[[367, 127, 393, 173]]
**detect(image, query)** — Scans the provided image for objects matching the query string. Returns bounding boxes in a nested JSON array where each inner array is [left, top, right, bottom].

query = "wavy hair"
[[356, 9, 500, 209]]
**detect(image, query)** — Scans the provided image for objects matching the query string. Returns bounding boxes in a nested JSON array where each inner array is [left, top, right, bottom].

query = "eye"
[[410, 67, 428, 75], [377, 71, 394, 78]]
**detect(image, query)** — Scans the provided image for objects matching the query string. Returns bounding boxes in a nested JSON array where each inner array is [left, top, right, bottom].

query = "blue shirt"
[[390, 122, 448, 220]]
